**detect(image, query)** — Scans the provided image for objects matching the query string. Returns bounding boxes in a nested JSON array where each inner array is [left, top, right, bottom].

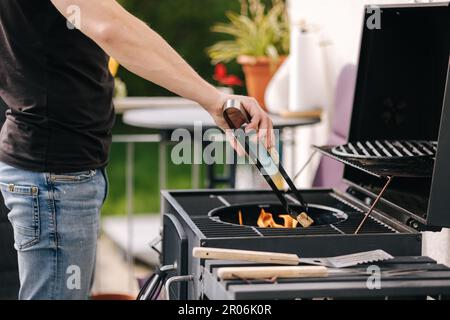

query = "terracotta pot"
[[238, 56, 286, 111]]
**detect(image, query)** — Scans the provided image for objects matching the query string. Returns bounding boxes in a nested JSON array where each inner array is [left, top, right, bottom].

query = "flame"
[[257, 209, 286, 228], [240, 209, 312, 229], [279, 215, 299, 228]]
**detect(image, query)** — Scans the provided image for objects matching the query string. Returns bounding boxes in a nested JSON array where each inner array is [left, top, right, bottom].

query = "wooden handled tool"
[[194, 247, 394, 268], [193, 247, 300, 265], [217, 266, 329, 280]]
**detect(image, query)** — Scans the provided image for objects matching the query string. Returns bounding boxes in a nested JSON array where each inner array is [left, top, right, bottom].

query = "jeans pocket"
[[1, 184, 40, 250], [50, 170, 96, 184]]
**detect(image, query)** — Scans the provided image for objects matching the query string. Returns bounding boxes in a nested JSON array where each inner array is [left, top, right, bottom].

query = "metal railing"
[[111, 134, 162, 292]]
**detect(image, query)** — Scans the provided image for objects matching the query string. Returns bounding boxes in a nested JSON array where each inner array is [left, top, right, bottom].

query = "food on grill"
[[296, 212, 314, 228], [223, 99, 311, 227], [332, 140, 437, 160]]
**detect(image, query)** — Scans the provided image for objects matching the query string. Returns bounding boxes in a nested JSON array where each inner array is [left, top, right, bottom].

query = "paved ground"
[[102, 215, 162, 266], [91, 234, 153, 298]]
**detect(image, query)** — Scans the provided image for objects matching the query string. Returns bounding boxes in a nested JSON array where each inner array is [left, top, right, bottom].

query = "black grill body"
[[161, 189, 422, 300]]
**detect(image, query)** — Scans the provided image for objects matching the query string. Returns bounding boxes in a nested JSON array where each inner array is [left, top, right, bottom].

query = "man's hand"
[[207, 92, 274, 150]]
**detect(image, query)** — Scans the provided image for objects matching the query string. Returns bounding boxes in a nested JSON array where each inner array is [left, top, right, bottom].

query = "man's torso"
[[0, 0, 115, 173]]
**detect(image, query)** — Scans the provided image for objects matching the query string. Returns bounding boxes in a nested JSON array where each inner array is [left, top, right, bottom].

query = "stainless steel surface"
[[300, 250, 394, 268], [138, 264, 177, 301], [165, 275, 194, 301]]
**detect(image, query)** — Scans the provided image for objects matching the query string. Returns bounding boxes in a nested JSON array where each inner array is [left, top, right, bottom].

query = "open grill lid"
[[320, 3, 450, 229]]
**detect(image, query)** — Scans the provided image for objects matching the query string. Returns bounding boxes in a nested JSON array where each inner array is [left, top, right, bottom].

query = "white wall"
[[289, 0, 418, 97], [288, 0, 450, 266]]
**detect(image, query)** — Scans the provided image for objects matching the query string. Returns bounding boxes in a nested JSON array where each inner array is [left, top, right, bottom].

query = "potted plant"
[[207, 0, 289, 110]]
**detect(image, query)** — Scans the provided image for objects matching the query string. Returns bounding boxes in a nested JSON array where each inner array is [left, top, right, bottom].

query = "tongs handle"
[[223, 100, 309, 215]]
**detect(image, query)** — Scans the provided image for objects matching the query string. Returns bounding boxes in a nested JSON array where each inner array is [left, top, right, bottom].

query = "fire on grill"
[[237, 209, 312, 229], [256, 209, 299, 229], [211, 203, 348, 229]]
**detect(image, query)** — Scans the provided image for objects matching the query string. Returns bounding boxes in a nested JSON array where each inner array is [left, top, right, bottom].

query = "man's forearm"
[[51, 0, 221, 111]]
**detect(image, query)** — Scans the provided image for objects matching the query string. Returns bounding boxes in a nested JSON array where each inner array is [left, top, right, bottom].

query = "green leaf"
[[207, 0, 289, 63]]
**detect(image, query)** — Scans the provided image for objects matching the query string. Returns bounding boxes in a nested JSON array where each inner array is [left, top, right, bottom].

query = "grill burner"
[[209, 204, 348, 228], [332, 140, 437, 160]]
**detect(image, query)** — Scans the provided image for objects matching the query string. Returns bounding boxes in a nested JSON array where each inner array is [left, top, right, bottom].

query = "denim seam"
[[47, 174, 59, 300], [14, 192, 41, 250]]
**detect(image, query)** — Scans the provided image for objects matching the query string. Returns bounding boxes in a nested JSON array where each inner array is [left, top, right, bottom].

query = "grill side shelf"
[[313, 145, 434, 178]]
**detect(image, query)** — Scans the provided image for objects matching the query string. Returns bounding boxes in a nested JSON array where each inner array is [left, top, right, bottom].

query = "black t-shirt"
[[0, 0, 115, 173]]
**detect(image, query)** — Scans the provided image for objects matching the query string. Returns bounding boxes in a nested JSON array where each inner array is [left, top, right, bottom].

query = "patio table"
[[121, 97, 321, 189]]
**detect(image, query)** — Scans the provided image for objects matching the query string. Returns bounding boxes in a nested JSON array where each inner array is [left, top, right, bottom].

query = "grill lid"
[[324, 3, 450, 228]]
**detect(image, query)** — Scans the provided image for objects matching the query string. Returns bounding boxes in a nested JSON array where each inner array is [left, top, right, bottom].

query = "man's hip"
[[0, 161, 108, 300]]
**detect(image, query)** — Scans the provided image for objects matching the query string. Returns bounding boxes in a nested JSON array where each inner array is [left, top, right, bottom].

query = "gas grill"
[[160, 3, 450, 300]]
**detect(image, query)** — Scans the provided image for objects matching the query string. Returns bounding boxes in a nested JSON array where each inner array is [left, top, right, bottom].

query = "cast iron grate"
[[175, 192, 397, 238], [192, 217, 260, 238], [331, 212, 396, 234], [256, 225, 340, 236], [171, 195, 225, 216], [332, 140, 437, 159], [192, 212, 395, 238]]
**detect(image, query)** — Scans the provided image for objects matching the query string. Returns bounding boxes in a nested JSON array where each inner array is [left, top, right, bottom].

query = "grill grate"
[[192, 217, 260, 238], [257, 225, 340, 236], [175, 192, 397, 238], [333, 213, 396, 234], [192, 213, 395, 238], [332, 140, 437, 160], [171, 195, 225, 216]]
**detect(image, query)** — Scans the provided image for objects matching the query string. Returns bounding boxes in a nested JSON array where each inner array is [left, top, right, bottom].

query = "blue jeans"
[[0, 161, 107, 300]]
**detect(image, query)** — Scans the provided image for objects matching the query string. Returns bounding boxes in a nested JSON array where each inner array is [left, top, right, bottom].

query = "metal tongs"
[[223, 100, 313, 227]]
